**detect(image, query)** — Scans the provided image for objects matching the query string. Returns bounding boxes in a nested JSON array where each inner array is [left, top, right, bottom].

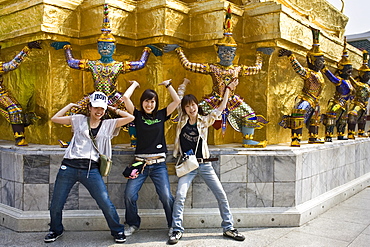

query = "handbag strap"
[[194, 135, 200, 154], [87, 117, 102, 155]]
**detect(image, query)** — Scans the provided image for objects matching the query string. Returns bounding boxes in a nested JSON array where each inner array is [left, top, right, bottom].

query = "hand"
[[183, 78, 191, 85], [159, 79, 172, 87], [278, 49, 292, 57], [257, 47, 274, 55], [51, 42, 71, 50], [28, 41, 42, 49], [146, 44, 163, 57], [129, 80, 140, 88], [226, 78, 238, 91], [163, 44, 180, 53]]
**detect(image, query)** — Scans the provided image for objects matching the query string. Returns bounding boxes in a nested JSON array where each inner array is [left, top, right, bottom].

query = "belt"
[[197, 158, 218, 163], [135, 156, 166, 165]]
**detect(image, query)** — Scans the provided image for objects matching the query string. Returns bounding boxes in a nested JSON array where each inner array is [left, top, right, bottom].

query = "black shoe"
[[168, 231, 182, 245], [223, 229, 245, 241], [114, 232, 126, 243], [337, 136, 348, 140], [44, 231, 63, 242]]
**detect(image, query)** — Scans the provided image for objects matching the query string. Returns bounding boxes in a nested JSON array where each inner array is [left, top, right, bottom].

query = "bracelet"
[[226, 86, 232, 91], [166, 82, 172, 88]]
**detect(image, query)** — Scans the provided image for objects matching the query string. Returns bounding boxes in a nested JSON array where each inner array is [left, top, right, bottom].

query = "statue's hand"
[[257, 47, 274, 55], [51, 42, 71, 50], [28, 41, 42, 49], [146, 44, 163, 56], [278, 49, 292, 57], [163, 44, 180, 53]]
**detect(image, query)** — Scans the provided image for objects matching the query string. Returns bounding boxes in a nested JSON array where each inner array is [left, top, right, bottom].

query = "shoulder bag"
[[87, 119, 112, 177], [175, 136, 200, 177]]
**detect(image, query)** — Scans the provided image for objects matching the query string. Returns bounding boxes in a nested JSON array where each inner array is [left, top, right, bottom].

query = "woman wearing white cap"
[[45, 91, 134, 244]]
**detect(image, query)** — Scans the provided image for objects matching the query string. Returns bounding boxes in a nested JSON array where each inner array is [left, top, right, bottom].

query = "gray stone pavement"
[[1, 187, 370, 247]]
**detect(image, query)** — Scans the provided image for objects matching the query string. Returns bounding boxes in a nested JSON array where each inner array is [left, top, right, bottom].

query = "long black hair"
[[181, 94, 205, 116], [140, 89, 159, 116]]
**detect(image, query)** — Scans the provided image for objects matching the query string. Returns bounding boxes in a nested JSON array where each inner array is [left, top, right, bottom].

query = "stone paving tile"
[[267, 231, 349, 247]]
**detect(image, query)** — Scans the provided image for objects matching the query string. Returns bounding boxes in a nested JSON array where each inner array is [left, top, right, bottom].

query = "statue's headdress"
[[359, 50, 370, 75], [98, 4, 116, 43], [216, 5, 237, 47], [337, 37, 352, 69], [307, 28, 324, 64]]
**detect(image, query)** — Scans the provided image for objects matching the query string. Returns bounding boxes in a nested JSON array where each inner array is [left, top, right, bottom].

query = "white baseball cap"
[[89, 91, 108, 110]]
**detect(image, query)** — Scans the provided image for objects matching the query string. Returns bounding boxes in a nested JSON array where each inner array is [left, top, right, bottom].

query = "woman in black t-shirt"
[[122, 79, 180, 237]]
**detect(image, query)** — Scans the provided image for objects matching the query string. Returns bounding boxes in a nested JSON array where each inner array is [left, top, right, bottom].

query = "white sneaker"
[[124, 225, 139, 236], [168, 227, 173, 237]]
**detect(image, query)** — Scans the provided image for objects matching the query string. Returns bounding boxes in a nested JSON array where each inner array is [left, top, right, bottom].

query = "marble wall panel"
[[301, 177, 312, 203], [2, 152, 23, 182], [311, 174, 320, 198], [107, 183, 125, 209], [192, 183, 218, 208], [247, 182, 273, 207], [220, 155, 247, 183], [295, 154, 303, 180], [1, 179, 14, 207], [247, 156, 274, 183], [274, 156, 296, 182], [273, 182, 296, 207], [295, 179, 303, 205], [319, 172, 328, 195], [311, 150, 321, 176], [168, 181, 193, 209], [136, 183, 162, 210], [108, 155, 132, 184], [24, 155, 50, 184], [345, 144, 356, 167], [79, 184, 99, 210], [222, 182, 247, 208], [49, 154, 64, 183], [301, 152, 312, 179], [23, 184, 49, 211], [326, 148, 336, 171], [14, 182, 23, 210], [0, 151, 2, 178], [318, 149, 329, 174], [48, 183, 80, 210]]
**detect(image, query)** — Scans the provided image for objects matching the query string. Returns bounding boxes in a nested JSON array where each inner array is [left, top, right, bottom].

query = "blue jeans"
[[172, 162, 234, 232], [124, 162, 174, 228], [49, 166, 124, 236]]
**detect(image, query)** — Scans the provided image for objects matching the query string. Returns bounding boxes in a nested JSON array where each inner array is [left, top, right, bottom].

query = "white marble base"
[[1, 139, 370, 231]]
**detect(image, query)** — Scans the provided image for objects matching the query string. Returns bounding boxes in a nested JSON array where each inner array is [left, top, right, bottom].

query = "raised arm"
[[174, 47, 210, 74], [124, 45, 162, 72], [240, 51, 263, 76], [51, 103, 77, 125], [122, 81, 140, 114], [278, 49, 308, 78], [0, 41, 41, 73], [159, 79, 181, 116], [107, 105, 135, 128], [321, 67, 341, 85], [50, 42, 89, 70]]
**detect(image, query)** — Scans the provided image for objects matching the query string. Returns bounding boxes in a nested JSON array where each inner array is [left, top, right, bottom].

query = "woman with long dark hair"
[[122, 79, 181, 237]]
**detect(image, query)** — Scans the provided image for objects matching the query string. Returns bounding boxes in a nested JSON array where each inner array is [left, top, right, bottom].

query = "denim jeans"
[[49, 166, 124, 236], [172, 162, 234, 232], [124, 161, 174, 228]]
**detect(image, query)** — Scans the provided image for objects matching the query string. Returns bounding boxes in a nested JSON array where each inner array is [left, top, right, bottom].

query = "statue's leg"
[[0, 88, 28, 146], [323, 100, 338, 142], [357, 110, 368, 137], [347, 112, 357, 139], [308, 105, 324, 144], [288, 108, 305, 147], [336, 109, 348, 140]]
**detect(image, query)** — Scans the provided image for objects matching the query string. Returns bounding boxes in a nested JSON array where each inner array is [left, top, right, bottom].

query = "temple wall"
[[0, 0, 363, 145]]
